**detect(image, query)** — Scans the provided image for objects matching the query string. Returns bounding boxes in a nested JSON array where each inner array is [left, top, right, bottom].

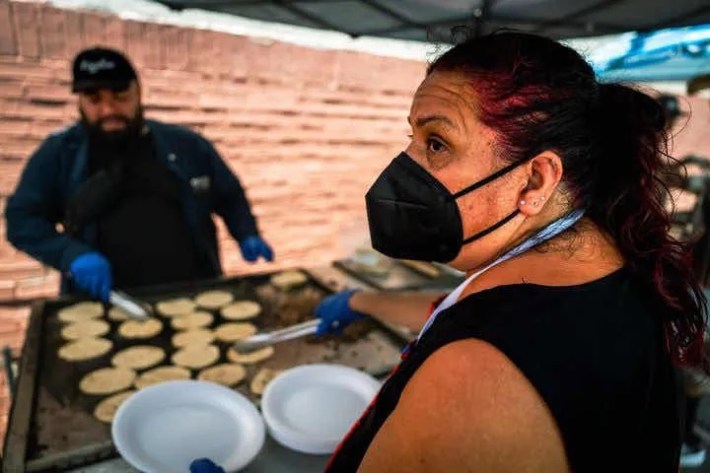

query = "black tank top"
[[326, 269, 682, 472]]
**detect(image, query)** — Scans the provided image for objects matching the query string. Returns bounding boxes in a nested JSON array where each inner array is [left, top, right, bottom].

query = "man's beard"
[[81, 106, 146, 156]]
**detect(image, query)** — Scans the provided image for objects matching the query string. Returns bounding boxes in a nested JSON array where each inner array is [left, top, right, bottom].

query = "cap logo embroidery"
[[80, 58, 116, 75]]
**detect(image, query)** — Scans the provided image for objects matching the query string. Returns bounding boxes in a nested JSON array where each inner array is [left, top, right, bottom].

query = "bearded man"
[[5, 47, 273, 300]]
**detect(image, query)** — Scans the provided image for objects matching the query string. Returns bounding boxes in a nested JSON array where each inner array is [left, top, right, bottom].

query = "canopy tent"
[[151, 0, 710, 43], [591, 24, 710, 82]]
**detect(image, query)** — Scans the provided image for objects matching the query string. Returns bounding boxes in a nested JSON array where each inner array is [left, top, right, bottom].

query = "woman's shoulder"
[[357, 339, 569, 472]]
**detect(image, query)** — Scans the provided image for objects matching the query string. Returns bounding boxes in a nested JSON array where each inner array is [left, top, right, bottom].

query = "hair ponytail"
[[430, 32, 707, 367], [591, 83, 706, 366]]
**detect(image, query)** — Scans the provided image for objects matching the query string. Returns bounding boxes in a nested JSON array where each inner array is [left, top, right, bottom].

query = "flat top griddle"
[[335, 258, 464, 291], [4, 270, 408, 473]]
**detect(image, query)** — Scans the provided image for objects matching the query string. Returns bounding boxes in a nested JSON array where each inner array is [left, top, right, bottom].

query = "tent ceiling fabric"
[[154, 0, 710, 42]]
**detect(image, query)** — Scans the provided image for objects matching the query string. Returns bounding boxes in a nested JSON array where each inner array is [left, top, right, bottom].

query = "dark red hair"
[[429, 31, 706, 367]]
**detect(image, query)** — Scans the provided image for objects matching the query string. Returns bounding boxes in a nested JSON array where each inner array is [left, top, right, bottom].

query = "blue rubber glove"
[[189, 459, 225, 473], [239, 235, 274, 263], [315, 289, 366, 336], [68, 252, 112, 302]]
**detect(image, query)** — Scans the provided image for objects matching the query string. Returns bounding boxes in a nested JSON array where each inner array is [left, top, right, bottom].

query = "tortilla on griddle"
[[197, 363, 246, 387], [194, 290, 234, 309], [58, 337, 112, 362], [58, 302, 104, 323], [156, 298, 197, 317], [94, 390, 135, 423], [227, 346, 275, 365], [172, 329, 215, 348], [61, 320, 110, 341], [214, 323, 257, 342], [80, 367, 136, 395], [220, 301, 261, 321], [171, 345, 219, 369], [134, 366, 191, 389], [171, 311, 214, 331], [118, 318, 163, 339], [111, 346, 165, 370]]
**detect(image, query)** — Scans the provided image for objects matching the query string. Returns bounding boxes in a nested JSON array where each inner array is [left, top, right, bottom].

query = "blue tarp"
[[593, 24, 710, 82]]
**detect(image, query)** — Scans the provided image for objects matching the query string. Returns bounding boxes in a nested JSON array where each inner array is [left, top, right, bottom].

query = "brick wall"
[[0, 0, 424, 447]]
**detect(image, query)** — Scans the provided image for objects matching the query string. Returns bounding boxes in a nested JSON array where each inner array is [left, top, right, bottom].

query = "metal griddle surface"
[[13, 271, 406, 472]]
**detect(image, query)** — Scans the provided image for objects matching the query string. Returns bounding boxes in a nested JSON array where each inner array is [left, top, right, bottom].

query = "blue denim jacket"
[[5, 119, 259, 293]]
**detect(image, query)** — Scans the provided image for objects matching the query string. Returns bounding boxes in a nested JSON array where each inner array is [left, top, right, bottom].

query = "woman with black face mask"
[[314, 31, 707, 473]]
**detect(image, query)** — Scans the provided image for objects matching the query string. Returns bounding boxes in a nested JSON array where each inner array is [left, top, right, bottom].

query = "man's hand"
[[190, 458, 225, 473], [69, 252, 112, 301], [239, 235, 274, 263], [315, 289, 365, 335]]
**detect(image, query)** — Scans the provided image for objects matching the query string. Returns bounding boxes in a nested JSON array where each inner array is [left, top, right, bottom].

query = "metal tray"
[[3, 270, 408, 472]]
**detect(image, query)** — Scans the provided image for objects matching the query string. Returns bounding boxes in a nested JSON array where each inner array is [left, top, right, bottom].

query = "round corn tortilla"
[[227, 346, 275, 365], [171, 345, 219, 369], [80, 367, 136, 395], [172, 329, 215, 348], [250, 368, 282, 396], [134, 366, 191, 389], [171, 311, 214, 331], [194, 290, 234, 309], [156, 298, 197, 317], [58, 302, 104, 323], [94, 390, 135, 423], [61, 320, 110, 341], [118, 318, 163, 339], [58, 338, 112, 362], [221, 301, 261, 321], [214, 323, 257, 342], [108, 306, 130, 321], [197, 363, 246, 387], [270, 270, 308, 290], [112, 346, 165, 371]]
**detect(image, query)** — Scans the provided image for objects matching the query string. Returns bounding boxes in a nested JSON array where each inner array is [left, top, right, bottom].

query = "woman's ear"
[[517, 151, 563, 217]]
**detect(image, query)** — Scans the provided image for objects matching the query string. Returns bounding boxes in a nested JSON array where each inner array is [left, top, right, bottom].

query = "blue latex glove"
[[239, 235, 274, 263], [68, 252, 112, 302], [315, 289, 365, 336], [189, 459, 225, 473]]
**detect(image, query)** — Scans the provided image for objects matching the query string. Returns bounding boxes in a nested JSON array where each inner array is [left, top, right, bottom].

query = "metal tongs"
[[232, 319, 319, 353], [109, 290, 153, 319]]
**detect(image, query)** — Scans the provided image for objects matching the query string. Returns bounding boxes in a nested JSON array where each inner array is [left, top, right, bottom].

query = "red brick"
[[39, 6, 67, 60], [123, 20, 146, 68], [63, 8, 83, 57], [0, 78, 24, 99], [334, 50, 423, 94], [103, 15, 126, 52], [0, 1, 16, 56], [161, 26, 189, 71], [81, 12, 106, 48], [11, 2, 40, 59], [143, 23, 164, 70], [14, 276, 58, 300], [0, 280, 15, 300]]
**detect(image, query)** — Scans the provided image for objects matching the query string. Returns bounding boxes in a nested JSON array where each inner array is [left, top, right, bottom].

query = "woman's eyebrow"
[[408, 114, 460, 131]]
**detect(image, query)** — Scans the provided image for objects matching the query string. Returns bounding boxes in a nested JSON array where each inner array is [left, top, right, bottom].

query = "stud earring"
[[520, 200, 526, 205]]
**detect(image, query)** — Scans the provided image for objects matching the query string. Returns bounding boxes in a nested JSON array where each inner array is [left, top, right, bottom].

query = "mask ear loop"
[[461, 209, 520, 244], [451, 156, 535, 200]]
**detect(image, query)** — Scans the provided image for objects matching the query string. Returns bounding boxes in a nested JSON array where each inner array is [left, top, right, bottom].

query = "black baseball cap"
[[71, 47, 138, 93]]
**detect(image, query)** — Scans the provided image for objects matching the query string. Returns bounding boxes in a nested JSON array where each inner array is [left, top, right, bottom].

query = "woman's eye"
[[427, 138, 446, 153]]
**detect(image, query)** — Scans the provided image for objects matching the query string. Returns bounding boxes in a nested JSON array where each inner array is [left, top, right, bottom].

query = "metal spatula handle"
[[232, 319, 319, 353]]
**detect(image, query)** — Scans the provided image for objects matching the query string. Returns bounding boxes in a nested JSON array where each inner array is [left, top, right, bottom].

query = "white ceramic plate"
[[262, 364, 381, 455], [112, 380, 264, 473]]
